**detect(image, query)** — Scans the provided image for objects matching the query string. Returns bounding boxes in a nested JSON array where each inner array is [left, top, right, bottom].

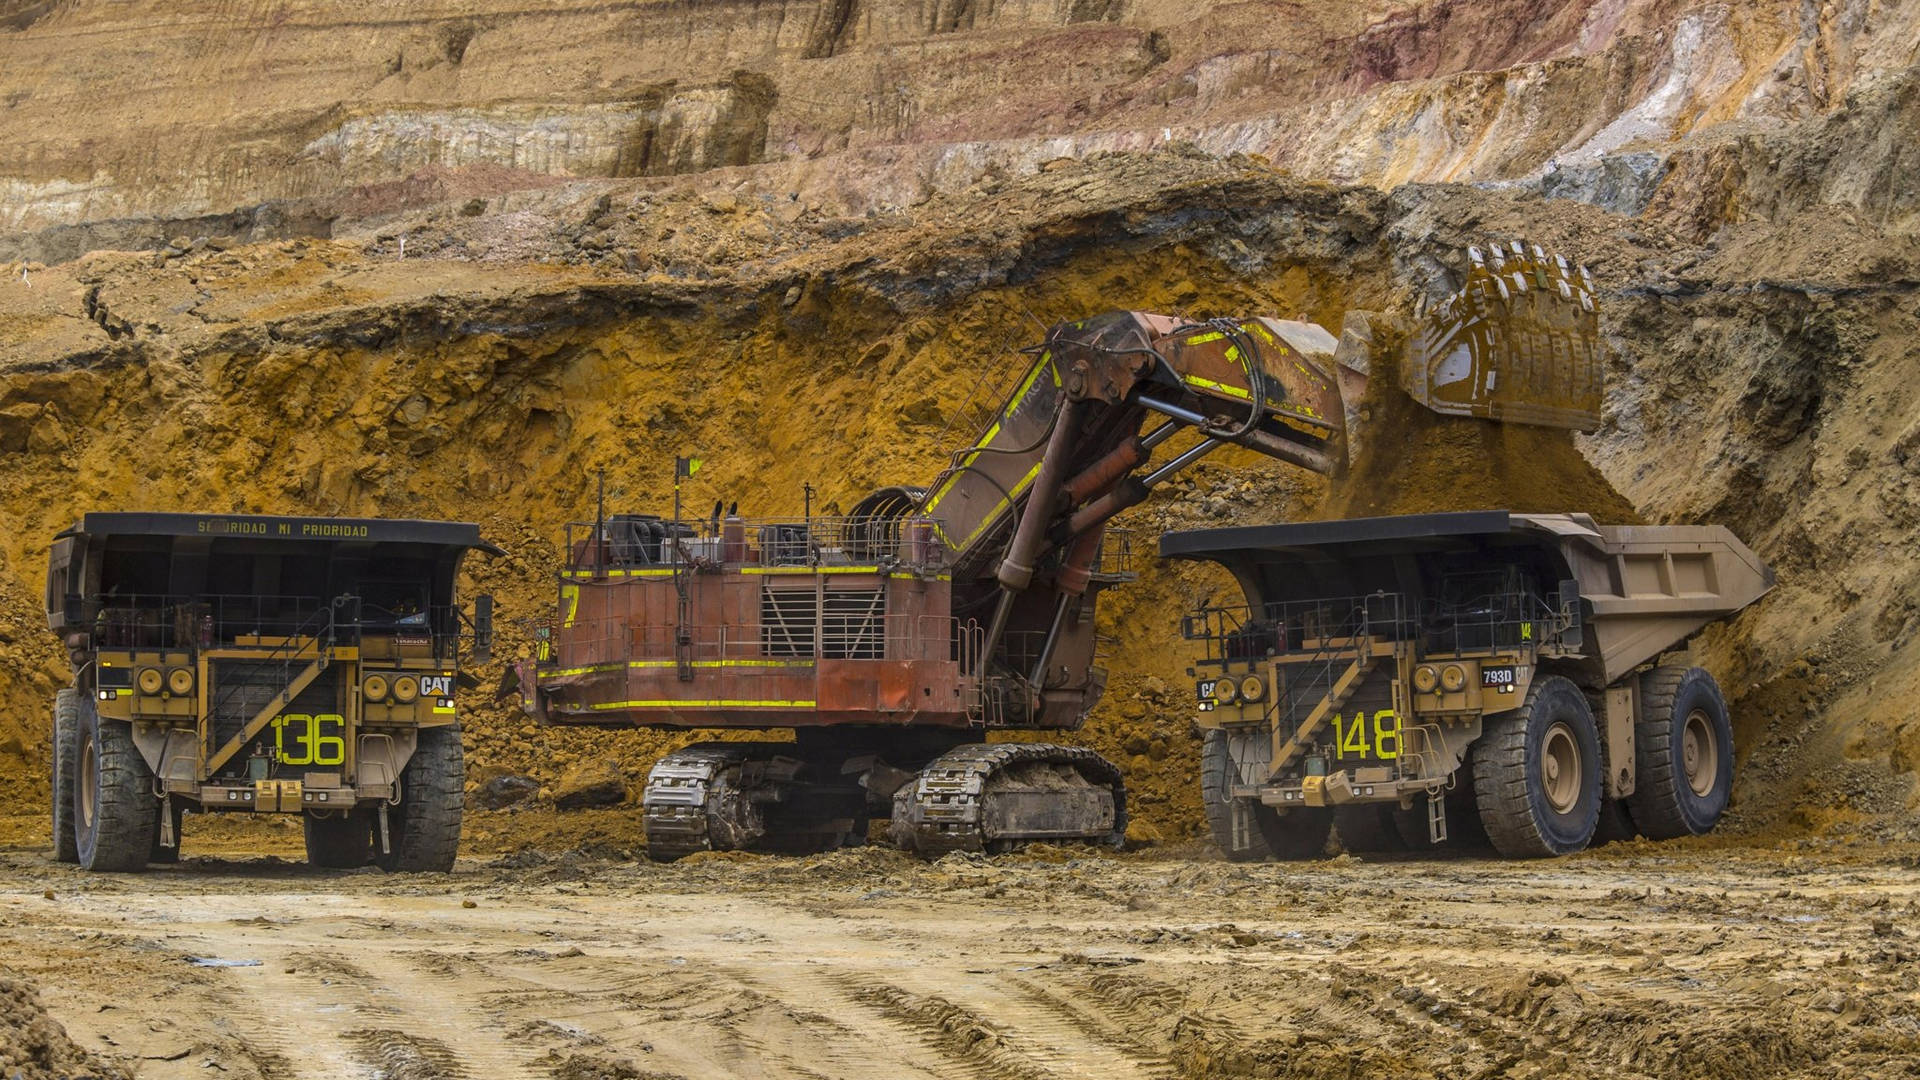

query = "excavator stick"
[[1401, 242, 1604, 431]]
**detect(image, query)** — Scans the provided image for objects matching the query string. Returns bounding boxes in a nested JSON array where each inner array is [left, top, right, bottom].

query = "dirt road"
[[4, 833, 1920, 1080]]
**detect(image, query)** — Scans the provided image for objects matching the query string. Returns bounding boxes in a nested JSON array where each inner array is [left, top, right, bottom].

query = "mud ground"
[[3, 816, 1919, 1080]]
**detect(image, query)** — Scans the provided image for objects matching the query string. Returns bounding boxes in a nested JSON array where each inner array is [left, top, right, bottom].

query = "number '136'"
[[272, 713, 346, 766]]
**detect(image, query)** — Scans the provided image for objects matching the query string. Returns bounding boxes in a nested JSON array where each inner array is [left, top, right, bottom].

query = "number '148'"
[[1333, 710, 1400, 760], [272, 713, 346, 766]]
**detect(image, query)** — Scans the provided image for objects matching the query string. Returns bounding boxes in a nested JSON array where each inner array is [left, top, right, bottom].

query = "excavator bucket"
[[1401, 243, 1603, 432]]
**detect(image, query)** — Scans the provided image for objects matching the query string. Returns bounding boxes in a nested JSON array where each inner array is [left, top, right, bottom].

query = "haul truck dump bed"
[[46, 513, 499, 872], [1163, 511, 1772, 858]]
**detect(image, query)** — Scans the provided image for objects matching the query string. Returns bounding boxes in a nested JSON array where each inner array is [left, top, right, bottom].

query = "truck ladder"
[[205, 652, 330, 774], [1268, 641, 1377, 779]]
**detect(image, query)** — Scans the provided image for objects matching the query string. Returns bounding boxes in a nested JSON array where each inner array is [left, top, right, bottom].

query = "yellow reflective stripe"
[[432, 706, 456, 715], [742, 566, 882, 575], [560, 568, 678, 580], [540, 659, 818, 679], [1182, 374, 1251, 400], [949, 457, 1044, 552], [1278, 414, 1333, 438], [925, 353, 1057, 518], [592, 700, 816, 710], [1185, 331, 1224, 345], [890, 572, 950, 581], [634, 660, 816, 669]]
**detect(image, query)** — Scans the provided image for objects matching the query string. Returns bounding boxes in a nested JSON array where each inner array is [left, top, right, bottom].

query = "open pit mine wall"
[[3, 0, 1917, 258], [3, 120, 1919, 838]]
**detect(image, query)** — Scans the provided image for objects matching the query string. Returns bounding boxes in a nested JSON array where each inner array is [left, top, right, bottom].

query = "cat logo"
[[420, 675, 455, 698]]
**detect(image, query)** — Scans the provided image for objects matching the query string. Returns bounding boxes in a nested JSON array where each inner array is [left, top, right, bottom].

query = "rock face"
[[3, 0, 1916, 249]]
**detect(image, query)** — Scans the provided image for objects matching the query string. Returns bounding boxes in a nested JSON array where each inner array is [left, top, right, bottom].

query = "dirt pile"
[[1327, 336, 1643, 523], [0, 971, 129, 1080]]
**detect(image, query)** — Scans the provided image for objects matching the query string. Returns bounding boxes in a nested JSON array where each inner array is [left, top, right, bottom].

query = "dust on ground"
[[2, 838, 1918, 1080]]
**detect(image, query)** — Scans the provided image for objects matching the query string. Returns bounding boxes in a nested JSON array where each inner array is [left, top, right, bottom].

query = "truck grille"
[[209, 659, 342, 756]]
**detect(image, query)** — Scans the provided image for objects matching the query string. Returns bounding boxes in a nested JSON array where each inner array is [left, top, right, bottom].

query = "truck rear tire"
[[1202, 729, 1332, 860], [1592, 798, 1639, 845], [1473, 675, 1601, 857], [52, 688, 79, 863], [1628, 666, 1732, 839], [74, 697, 159, 873], [305, 812, 372, 868], [374, 726, 463, 873], [1334, 805, 1403, 854]]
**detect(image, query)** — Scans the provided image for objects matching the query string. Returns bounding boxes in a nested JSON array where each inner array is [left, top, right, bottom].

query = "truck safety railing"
[[73, 592, 473, 661], [78, 592, 342, 651], [205, 595, 351, 739], [1181, 593, 1416, 666], [1420, 576, 1584, 656], [562, 514, 952, 575]]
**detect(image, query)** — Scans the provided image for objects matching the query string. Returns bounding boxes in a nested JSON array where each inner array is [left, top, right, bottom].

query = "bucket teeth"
[[1399, 241, 1604, 431]]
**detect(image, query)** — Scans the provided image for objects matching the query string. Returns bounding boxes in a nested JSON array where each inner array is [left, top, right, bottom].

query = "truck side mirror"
[[472, 594, 494, 663]]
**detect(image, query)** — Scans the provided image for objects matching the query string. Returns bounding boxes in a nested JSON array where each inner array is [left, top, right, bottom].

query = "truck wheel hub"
[[77, 737, 96, 829], [1541, 722, 1580, 814], [1683, 709, 1718, 797]]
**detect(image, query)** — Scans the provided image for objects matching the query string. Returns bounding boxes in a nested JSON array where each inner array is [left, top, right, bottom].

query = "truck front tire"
[[305, 811, 372, 868], [374, 725, 464, 873], [1202, 729, 1332, 860], [52, 688, 79, 863], [74, 697, 159, 873], [1474, 675, 1601, 857], [1628, 666, 1733, 839], [1335, 804, 1403, 854]]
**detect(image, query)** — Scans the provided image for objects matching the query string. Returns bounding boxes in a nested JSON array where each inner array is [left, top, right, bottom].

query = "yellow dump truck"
[[1166, 511, 1773, 858], [47, 513, 498, 872]]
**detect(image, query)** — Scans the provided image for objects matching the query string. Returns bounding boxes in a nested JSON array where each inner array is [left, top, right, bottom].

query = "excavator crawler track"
[[888, 743, 1126, 858], [642, 743, 759, 861], [643, 741, 867, 861]]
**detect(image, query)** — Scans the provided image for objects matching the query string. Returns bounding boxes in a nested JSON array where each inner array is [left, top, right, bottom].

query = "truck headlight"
[[1238, 675, 1265, 703], [1414, 665, 1439, 693], [137, 668, 164, 695], [167, 667, 194, 695], [392, 675, 419, 703], [362, 674, 390, 702], [1212, 679, 1239, 705], [1441, 664, 1467, 692]]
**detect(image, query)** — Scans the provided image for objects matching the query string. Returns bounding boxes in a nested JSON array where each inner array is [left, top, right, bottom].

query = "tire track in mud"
[[209, 951, 394, 1079], [718, 966, 959, 1080], [194, 946, 545, 1079], [489, 953, 963, 1079], [846, 973, 1174, 1080], [1000, 974, 1178, 1078], [351, 949, 547, 1077]]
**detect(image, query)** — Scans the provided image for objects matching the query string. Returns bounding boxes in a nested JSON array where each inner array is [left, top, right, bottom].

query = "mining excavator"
[[519, 243, 1607, 859]]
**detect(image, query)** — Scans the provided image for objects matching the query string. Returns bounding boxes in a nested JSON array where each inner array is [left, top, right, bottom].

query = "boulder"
[[553, 761, 627, 810], [473, 774, 540, 810]]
